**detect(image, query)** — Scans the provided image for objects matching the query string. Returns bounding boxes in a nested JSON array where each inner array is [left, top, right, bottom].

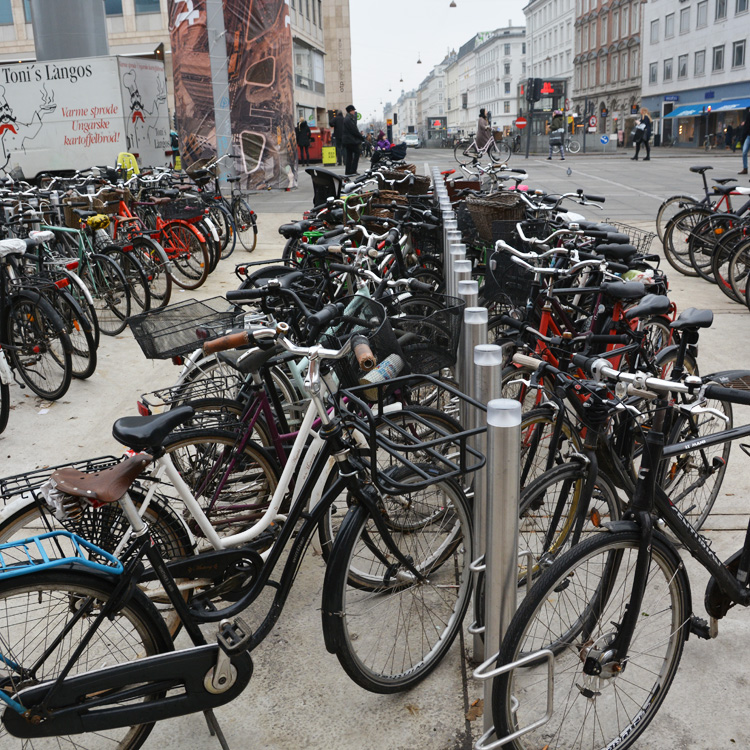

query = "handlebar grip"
[[226, 288, 266, 302], [499, 314, 526, 332], [321, 227, 345, 239], [584, 194, 606, 203], [306, 302, 344, 339], [203, 331, 251, 355], [329, 263, 357, 274], [407, 278, 434, 293], [588, 334, 630, 344], [512, 353, 544, 370], [571, 353, 601, 372], [351, 334, 376, 371], [703, 383, 750, 406]]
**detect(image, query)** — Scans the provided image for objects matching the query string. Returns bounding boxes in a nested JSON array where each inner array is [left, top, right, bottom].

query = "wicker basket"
[[62, 197, 101, 228], [97, 189, 133, 215], [392, 163, 416, 174], [466, 192, 526, 243], [370, 190, 408, 219]]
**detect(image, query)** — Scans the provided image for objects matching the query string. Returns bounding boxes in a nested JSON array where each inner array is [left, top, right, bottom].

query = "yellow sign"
[[386, 119, 393, 126], [322, 146, 337, 166]]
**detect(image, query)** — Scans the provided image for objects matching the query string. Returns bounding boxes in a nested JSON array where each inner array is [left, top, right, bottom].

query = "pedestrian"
[[631, 107, 652, 161], [329, 109, 345, 166], [725, 123, 734, 151], [362, 132, 373, 157], [475, 108, 492, 151], [738, 108, 750, 175], [342, 104, 365, 175], [295, 117, 311, 166], [547, 110, 566, 160], [375, 130, 391, 150]]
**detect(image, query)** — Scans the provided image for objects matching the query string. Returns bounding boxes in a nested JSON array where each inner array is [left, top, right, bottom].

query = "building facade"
[[524, 0, 574, 100], [641, 0, 749, 147]]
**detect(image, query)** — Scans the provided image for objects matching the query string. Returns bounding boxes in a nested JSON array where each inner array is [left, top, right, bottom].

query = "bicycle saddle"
[[624, 294, 671, 321], [713, 178, 737, 185], [112, 405, 196, 452], [596, 243, 639, 262], [670, 307, 713, 330], [689, 165, 713, 174], [278, 220, 314, 238], [226, 176, 241, 183], [51, 452, 153, 505], [0, 238, 27, 258], [600, 281, 646, 300], [713, 185, 736, 196]]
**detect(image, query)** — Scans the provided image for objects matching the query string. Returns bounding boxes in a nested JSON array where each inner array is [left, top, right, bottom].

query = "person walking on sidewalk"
[[738, 107, 750, 175], [547, 110, 566, 160], [295, 117, 311, 166], [329, 109, 345, 166], [475, 108, 492, 152], [631, 108, 652, 161], [342, 105, 365, 175]]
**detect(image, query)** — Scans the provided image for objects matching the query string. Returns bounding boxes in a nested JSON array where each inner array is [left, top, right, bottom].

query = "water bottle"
[[359, 353, 405, 399]]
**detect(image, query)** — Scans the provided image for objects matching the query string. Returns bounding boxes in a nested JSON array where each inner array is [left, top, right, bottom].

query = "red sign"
[[515, 117, 528, 129], [589, 115, 598, 128], [540, 81, 554, 95], [433, 120, 442, 127]]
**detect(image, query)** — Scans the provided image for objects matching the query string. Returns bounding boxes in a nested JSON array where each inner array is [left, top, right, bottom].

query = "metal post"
[[443, 219, 458, 259], [447, 246, 466, 300], [470, 344, 503, 662], [458, 279, 479, 309], [482, 398, 522, 736]]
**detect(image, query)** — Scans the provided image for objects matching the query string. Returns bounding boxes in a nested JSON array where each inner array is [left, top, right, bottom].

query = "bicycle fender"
[[3, 644, 253, 738]]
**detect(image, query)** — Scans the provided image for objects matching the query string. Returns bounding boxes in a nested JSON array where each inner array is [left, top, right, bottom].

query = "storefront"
[[654, 94, 750, 147]]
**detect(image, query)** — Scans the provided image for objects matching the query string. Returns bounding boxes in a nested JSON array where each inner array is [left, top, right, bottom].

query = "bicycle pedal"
[[688, 615, 713, 640], [217, 617, 253, 654]]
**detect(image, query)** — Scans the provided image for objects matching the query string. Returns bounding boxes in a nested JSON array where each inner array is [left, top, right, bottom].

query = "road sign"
[[589, 115, 597, 128], [515, 117, 527, 129], [600, 135, 609, 145], [356, 112, 362, 120], [386, 119, 392, 126]]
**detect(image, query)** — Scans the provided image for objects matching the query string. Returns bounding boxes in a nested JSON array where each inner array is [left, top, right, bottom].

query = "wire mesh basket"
[[602, 220, 656, 254], [128, 297, 240, 359], [159, 198, 207, 222], [480, 248, 535, 309], [340, 374, 486, 493], [139, 373, 245, 413]]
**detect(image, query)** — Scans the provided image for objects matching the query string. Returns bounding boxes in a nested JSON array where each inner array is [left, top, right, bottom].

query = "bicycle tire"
[[454, 139, 475, 166], [566, 138, 581, 154], [0, 569, 172, 750], [49, 287, 97, 380], [210, 202, 237, 259], [687, 213, 740, 283], [85, 253, 132, 336], [322, 467, 472, 693], [99, 244, 152, 314], [661, 206, 712, 277], [728, 237, 750, 305], [491, 529, 689, 750], [3, 290, 72, 401], [130, 235, 172, 309], [711, 227, 746, 303], [195, 217, 220, 274], [0, 369, 8, 434], [489, 139, 512, 164], [232, 197, 258, 252], [160, 221, 209, 290], [60, 268, 101, 350], [655, 194, 699, 242], [162, 428, 281, 541]]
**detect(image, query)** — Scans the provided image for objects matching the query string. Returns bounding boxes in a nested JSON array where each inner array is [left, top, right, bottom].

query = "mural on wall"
[[168, 0, 295, 190]]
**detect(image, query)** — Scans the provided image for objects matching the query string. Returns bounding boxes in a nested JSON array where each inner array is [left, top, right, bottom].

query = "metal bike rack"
[[446, 245, 466, 299], [458, 279, 479, 309], [458, 309, 487, 434]]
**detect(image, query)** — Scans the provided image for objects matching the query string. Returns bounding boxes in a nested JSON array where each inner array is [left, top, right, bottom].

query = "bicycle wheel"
[[48, 288, 97, 380], [3, 290, 72, 401], [655, 194, 699, 242], [131, 235, 172, 309], [194, 218, 220, 274], [454, 139, 475, 166], [60, 268, 101, 350], [100, 244, 151, 313], [489, 139, 512, 164], [161, 221, 209, 290], [566, 138, 581, 154], [0, 360, 9, 434], [688, 214, 739, 283], [0, 570, 172, 750], [232, 196, 258, 252], [209, 202, 236, 259], [85, 253, 132, 336], [492, 530, 689, 750], [662, 206, 712, 277], [162, 429, 281, 541], [711, 227, 746, 303], [728, 237, 750, 305], [322, 469, 472, 693]]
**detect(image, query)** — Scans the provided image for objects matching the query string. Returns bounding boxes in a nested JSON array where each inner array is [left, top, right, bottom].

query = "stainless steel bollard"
[[470, 344, 504, 661], [453, 259, 472, 300], [447, 246, 466, 299], [458, 307, 487, 403], [457, 279, 479, 309], [482, 398, 522, 736], [443, 219, 458, 258]]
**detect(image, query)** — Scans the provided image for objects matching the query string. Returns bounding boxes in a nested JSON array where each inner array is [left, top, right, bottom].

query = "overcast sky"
[[349, 0, 527, 125]]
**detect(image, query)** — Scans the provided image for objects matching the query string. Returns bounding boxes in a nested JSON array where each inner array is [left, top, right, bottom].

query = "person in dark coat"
[[725, 123, 734, 151], [631, 107, 652, 161], [739, 108, 750, 175], [295, 118, 311, 166], [329, 109, 345, 166], [342, 105, 365, 175]]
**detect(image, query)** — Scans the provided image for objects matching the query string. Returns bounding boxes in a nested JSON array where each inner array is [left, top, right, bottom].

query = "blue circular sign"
[[600, 135, 609, 145]]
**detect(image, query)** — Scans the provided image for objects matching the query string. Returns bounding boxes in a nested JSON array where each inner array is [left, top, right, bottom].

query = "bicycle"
[[564, 135, 581, 154], [0, 316, 483, 749], [454, 132, 511, 166], [487, 354, 750, 750]]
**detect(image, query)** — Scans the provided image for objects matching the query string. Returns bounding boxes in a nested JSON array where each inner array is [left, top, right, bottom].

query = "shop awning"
[[711, 97, 750, 112], [663, 104, 706, 118]]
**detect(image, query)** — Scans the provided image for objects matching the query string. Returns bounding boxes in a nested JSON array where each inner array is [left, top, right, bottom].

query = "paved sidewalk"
[[2, 156, 750, 748]]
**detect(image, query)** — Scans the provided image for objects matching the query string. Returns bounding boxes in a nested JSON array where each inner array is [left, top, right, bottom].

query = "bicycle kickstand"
[[204, 709, 231, 750]]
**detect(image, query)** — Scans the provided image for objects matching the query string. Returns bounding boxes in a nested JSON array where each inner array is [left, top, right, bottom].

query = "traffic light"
[[525, 78, 543, 103], [393, 112, 398, 125]]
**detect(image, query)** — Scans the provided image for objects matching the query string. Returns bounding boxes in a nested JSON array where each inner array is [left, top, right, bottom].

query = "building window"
[[311, 0, 316, 24], [738, 0, 749, 12], [631, 48, 639, 77], [650, 19, 659, 43], [105, 0, 123, 14], [697, 0, 708, 25], [713, 44, 725, 69], [504, 43, 511, 55], [591, 21, 597, 47], [621, 50, 629, 79], [601, 14, 608, 43], [733, 39, 746, 66], [611, 53, 618, 80], [522, 42, 526, 53], [504, 81, 511, 94], [664, 13, 674, 37], [134, 0, 160, 13], [612, 10, 619, 38], [716, 0, 727, 19], [679, 7, 690, 32], [632, 3, 639, 30], [504, 62, 511, 74], [649, 61, 657, 83], [0, 0, 11, 24], [663, 57, 673, 80], [621, 4, 629, 36], [695, 49, 706, 74], [678, 53, 688, 77], [318, 0, 322, 26], [504, 101, 511, 113]]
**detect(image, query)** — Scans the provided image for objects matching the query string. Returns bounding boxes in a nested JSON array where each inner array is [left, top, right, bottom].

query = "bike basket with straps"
[[601, 220, 656, 255]]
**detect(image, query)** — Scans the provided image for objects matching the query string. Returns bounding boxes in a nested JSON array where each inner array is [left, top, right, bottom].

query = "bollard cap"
[[458, 279, 479, 295], [464, 306, 488, 325], [449, 248, 466, 259], [454, 260, 472, 273], [474, 343, 504, 367], [487, 398, 522, 427]]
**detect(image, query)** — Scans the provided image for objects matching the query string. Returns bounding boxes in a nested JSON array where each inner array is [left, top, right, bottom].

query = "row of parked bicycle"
[[0, 157, 747, 750], [0, 155, 259, 429], [658, 164, 750, 307]]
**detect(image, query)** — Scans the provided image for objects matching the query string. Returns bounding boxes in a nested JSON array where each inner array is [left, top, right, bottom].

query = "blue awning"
[[664, 104, 707, 118], [711, 98, 750, 112], [664, 98, 750, 118]]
